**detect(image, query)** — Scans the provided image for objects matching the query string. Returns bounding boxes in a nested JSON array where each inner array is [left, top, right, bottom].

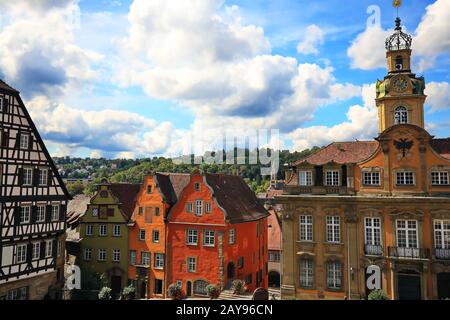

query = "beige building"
[[277, 17, 450, 300]]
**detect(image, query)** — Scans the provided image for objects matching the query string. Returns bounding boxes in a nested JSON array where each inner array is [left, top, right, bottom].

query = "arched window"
[[193, 280, 209, 296], [395, 55, 403, 70], [394, 106, 408, 124]]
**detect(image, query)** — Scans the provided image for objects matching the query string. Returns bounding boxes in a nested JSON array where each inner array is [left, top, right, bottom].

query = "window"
[[19, 133, 29, 149], [147, 185, 152, 194], [23, 167, 33, 186], [144, 207, 152, 223], [431, 171, 449, 186], [396, 220, 418, 248], [395, 55, 403, 70], [36, 206, 46, 223], [298, 171, 313, 186], [141, 252, 150, 265], [396, 171, 415, 186], [32, 242, 40, 260], [363, 172, 380, 186], [0, 98, 3, 112], [245, 274, 252, 284], [92, 208, 98, 217], [112, 249, 121, 262], [325, 170, 339, 186], [205, 202, 212, 213], [203, 230, 215, 246], [51, 205, 59, 221], [155, 207, 160, 216], [326, 216, 340, 243], [152, 230, 160, 243], [154, 279, 163, 295], [154, 253, 164, 269], [86, 225, 94, 236], [365, 217, 382, 248], [434, 220, 450, 249], [45, 240, 53, 257], [187, 257, 196, 272], [238, 256, 244, 269], [194, 182, 200, 191], [130, 251, 136, 265], [84, 248, 92, 261], [228, 229, 236, 244], [195, 200, 203, 216], [100, 190, 108, 198], [16, 244, 27, 263], [300, 259, 313, 287], [327, 261, 342, 290], [57, 240, 62, 257], [299, 215, 313, 241], [176, 280, 182, 289], [187, 229, 198, 245], [394, 106, 408, 124], [112, 225, 121, 237], [7, 287, 28, 300], [269, 251, 280, 262], [186, 202, 193, 213], [19, 206, 31, 224], [38, 169, 48, 186], [98, 249, 107, 261], [138, 207, 143, 216], [193, 280, 208, 296], [99, 225, 107, 236], [139, 229, 146, 241]]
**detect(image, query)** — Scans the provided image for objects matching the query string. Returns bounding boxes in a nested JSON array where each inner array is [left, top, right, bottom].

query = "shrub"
[[368, 289, 389, 300], [167, 283, 184, 300], [206, 284, 220, 299], [232, 280, 243, 295], [98, 287, 112, 300], [122, 284, 136, 300]]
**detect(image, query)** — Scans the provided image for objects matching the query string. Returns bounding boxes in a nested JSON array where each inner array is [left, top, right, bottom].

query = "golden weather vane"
[[393, 0, 402, 17]]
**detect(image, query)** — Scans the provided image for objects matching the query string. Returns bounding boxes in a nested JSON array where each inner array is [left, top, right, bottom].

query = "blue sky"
[[0, 0, 448, 158]]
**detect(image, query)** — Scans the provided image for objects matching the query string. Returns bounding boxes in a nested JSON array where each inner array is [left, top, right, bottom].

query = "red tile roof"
[[266, 189, 284, 199], [293, 141, 379, 166], [430, 138, 450, 160], [267, 207, 281, 251], [110, 183, 141, 219], [204, 174, 270, 224], [66, 194, 90, 227], [155, 172, 191, 205]]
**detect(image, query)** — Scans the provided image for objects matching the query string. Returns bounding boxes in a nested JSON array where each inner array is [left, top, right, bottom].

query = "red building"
[[166, 173, 270, 297]]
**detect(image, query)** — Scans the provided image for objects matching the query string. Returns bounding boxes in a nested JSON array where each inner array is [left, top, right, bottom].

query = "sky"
[[0, 0, 448, 159]]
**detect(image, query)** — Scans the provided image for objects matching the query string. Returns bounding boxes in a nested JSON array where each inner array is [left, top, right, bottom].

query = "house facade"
[[0, 80, 70, 300], [167, 173, 270, 297], [78, 180, 140, 298], [278, 17, 450, 300], [267, 206, 282, 288]]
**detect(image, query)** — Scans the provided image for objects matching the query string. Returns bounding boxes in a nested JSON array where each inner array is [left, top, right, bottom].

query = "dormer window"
[[298, 171, 313, 186], [147, 185, 152, 194], [325, 170, 339, 186], [394, 106, 408, 124]]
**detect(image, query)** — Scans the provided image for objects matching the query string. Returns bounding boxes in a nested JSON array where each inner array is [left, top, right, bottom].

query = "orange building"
[[128, 173, 189, 298], [167, 173, 270, 297]]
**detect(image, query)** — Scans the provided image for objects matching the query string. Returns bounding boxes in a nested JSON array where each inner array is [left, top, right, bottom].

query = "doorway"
[[437, 273, 450, 299], [139, 281, 147, 299], [186, 281, 192, 297], [227, 262, 235, 279], [268, 271, 280, 288], [110, 276, 122, 299], [397, 270, 421, 300]]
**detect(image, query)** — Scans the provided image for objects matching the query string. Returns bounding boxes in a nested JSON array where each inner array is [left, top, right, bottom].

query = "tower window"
[[395, 55, 403, 70], [394, 106, 408, 124]]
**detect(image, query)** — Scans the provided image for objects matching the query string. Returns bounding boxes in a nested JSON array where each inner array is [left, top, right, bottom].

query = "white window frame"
[[130, 250, 136, 265], [396, 171, 415, 186], [112, 225, 121, 237], [45, 240, 53, 258], [187, 229, 198, 245], [154, 253, 164, 269], [0, 98, 3, 112], [195, 200, 203, 216], [51, 205, 59, 221], [57, 240, 62, 257], [326, 216, 340, 243], [98, 249, 107, 261], [112, 249, 121, 262], [205, 202, 212, 213], [139, 229, 146, 241], [186, 202, 193, 213], [396, 219, 418, 248], [228, 229, 236, 244], [299, 215, 313, 241], [16, 244, 27, 263], [152, 229, 160, 243], [327, 261, 342, 290], [394, 106, 408, 124], [325, 170, 339, 186], [92, 208, 99, 217], [431, 171, 449, 186], [19, 133, 29, 150], [141, 251, 150, 265], [38, 168, 48, 186], [300, 259, 313, 287], [203, 230, 215, 246], [32, 242, 40, 260], [99, 224, 107, 236], [362, 171, 381, 186], [365, 217, 382, 246], [86, 224, 94, 236], [187, 257, 196, 272], [434, 220, 450, 249], [84, 248, 92, 261], [20, 206, 31, 224], [298, 170, 313, 186], [23, 167, 33, 186], [36, 205, 46, 223]]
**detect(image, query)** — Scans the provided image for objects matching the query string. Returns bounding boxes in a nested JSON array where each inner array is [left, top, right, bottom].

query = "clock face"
[[392, 76, 409, 92]]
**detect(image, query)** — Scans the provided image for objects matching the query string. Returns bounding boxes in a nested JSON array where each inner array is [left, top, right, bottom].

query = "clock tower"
[[375, 17, 427, 133]]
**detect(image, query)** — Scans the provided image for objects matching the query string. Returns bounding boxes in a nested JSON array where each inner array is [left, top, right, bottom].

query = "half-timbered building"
[[0, 80, 70, 300]]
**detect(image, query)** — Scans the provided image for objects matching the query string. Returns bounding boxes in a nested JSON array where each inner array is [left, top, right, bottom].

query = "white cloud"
[[296, 24, 325, 55], [425, 81, 450, 113]]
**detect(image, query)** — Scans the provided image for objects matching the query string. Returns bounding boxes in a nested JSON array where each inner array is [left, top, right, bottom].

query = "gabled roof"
[[204, 174, 270, 224], [430, 138, 450, 160], [110, 183, 141, 219], [66, 194, 90, 228], [156, 172, 191, 204], [292, 141, 379, 166], [0, 79, 19, 93]]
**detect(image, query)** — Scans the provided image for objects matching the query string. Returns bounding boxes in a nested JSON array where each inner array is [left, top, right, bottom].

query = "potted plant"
[[167, 283, 184, 300], [122, 284, 136, 300], [206, 284, 220, 299], [368, 289, 389, 300], [98, 287, 112, 300], [232, 279, 243, 295]]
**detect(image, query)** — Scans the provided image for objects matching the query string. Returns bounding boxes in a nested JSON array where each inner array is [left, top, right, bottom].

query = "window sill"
[[186, 243, 198, 246], [324, 242, 344, 245], [297, 240, 316, 244]]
